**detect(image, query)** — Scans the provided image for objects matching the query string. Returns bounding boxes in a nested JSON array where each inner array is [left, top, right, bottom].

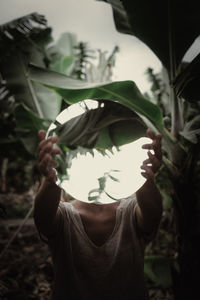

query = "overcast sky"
[[0, 0, 162, 93]]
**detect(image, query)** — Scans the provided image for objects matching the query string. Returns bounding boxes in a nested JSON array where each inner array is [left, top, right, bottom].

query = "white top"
[[47, 194, 153, 300]]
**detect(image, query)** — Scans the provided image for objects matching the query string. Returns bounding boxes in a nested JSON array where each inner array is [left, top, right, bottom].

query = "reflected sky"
[[47, 100, 150, 204], [61, 138, 148, 203]]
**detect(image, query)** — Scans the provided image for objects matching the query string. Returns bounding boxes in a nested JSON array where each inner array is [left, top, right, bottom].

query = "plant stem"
[[170, 87, 184, 138], [168, 0, 183, 138], [19, 52, 44, 118]]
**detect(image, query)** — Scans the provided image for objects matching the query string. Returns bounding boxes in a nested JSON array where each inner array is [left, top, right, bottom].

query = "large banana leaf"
[[173, 53, 200, 103], [29, 64, 165, 134], [96, 0, 132, 35], [49, 101, 147, 149], [99, 0, 200, 72]]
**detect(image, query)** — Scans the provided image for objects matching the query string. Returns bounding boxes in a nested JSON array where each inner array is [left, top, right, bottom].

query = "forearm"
[[34, 177, 61, 234], [136, 178, 163, 231]]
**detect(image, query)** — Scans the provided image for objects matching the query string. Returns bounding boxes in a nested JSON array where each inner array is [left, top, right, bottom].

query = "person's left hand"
[[141, 128, 162, 181]]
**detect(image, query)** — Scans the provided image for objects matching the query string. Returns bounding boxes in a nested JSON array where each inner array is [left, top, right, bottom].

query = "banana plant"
[[0, 12, 134, 192], [0, 13, 62, 119], [0, 13, 79, 194], [29, 63, 182, 159], [95, 0, 200, 298], [0, 13, 122, 156], [0, 13, 63, 155]]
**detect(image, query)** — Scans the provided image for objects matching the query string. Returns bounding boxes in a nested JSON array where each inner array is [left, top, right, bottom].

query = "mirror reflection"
[[46, 99, 150, 204]]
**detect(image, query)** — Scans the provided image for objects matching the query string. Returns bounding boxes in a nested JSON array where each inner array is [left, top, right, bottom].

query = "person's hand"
[[37, 130, 61, 183], [141, 128, 162, 181]]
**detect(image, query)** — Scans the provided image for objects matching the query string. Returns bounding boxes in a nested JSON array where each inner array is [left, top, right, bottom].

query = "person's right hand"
[[37, 130, 61, 183]]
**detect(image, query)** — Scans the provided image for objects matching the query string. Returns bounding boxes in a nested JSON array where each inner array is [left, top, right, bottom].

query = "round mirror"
[[46, 99, 150, 204]]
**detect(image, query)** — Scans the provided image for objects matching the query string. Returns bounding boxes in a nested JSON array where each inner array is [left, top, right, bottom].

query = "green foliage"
[[0, 13, 123, 193], [72, 42, 96, 80], [0, 15, 75, 193], [0, 13, 55, 116], [0, 13, 61, 159], [144, 256, 173, 289], [173, 53, 200, 103], [14, 104, 49, 154], [179, 115, 200, 144], [88, 170, 120, 202], [49, 100, 147, 149], [144, 67, 171, 120], [102, 0, 200, 73], [47, 32, 77, 76], [29, 64, 164, 131]]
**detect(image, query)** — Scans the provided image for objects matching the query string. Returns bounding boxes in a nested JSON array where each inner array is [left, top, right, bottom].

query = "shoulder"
[[42, 202, 72, 242], [57, 201, 72, 217], [120, 194, 157, 244], [39, 202, 72, 245], [117, 194, 138, 222], [119, 193, 137, 211]]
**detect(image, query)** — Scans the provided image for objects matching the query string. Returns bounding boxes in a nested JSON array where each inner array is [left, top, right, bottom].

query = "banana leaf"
[[0, 14, 62, 120], [179, 115, 200, 144], [99, 0, 200, 72], [14, 103, 49, 154], [49, 100, 147, 149], [173, 53, 200, 103], [47, 32, 77, 76], [29, 64, 164, 133]]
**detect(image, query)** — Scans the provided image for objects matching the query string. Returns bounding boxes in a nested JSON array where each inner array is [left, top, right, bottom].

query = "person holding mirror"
[[34, 128, 163, 300]]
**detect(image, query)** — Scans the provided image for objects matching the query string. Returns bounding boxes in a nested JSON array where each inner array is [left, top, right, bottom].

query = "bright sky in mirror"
[[62, 138, 149, 203], [47, 100, 150, 204]]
